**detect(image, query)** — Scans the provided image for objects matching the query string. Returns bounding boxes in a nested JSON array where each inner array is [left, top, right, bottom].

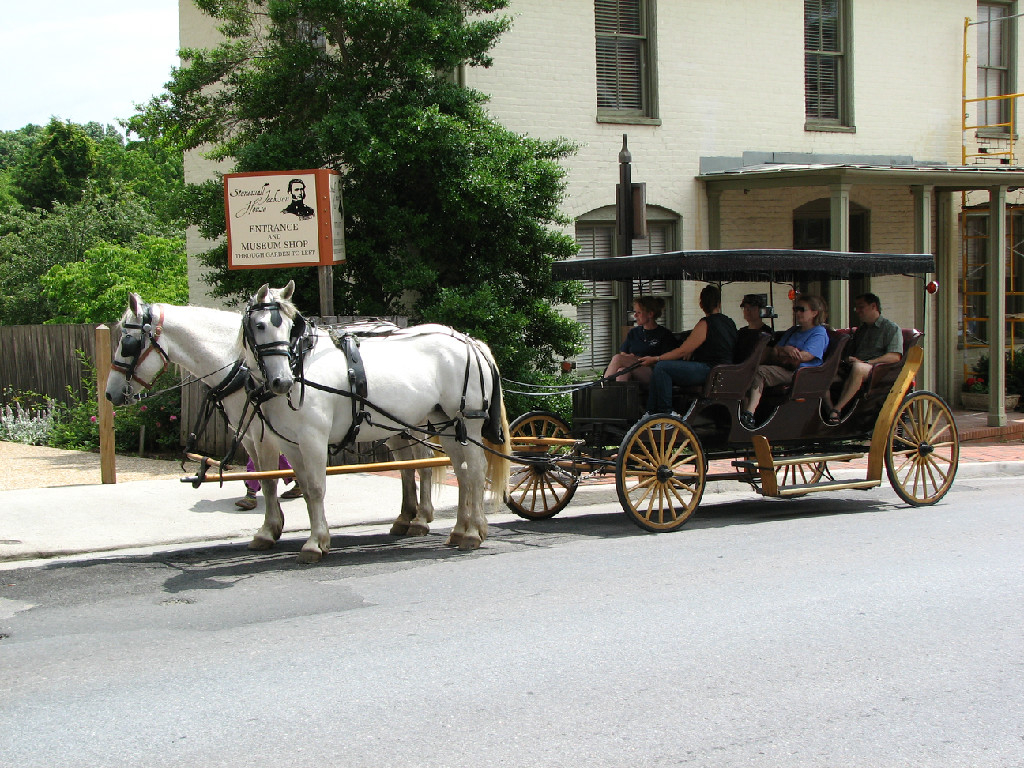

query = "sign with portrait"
[[224, 169, 345, 269]]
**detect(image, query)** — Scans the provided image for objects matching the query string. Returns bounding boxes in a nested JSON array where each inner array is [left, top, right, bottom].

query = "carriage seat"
[[761, 328, 849, 403], [828, 327, 923, 403], [673, 334, 770, 401]]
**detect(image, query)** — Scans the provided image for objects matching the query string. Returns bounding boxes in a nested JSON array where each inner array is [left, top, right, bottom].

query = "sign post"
[[224, 169, 345, 316]]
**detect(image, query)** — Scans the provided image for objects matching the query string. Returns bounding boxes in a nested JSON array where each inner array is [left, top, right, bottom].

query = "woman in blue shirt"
[[739, 295, 829, 429]]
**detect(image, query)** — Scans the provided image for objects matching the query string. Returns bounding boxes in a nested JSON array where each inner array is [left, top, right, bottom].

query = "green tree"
[[0, 124, 44, 172], [0, 185, 179, 325], [11, 119, 97, 210], [40, 235, 188, 324], [130, 0, 582, 380]]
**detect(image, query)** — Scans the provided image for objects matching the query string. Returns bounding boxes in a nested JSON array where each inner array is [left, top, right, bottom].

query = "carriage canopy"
[[552, 249, 935, 284]]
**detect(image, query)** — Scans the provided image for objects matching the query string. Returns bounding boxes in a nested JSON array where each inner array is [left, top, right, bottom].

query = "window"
[[574, 211, 676, 368], [595, 0, 658, 123], [977, 2, 1016, 132], [804, 0, 852, 129]]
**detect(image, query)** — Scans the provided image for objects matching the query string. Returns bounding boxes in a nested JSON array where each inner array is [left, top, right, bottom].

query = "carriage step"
[[731, 452, 863, 472], [769, 478, 882, 497]]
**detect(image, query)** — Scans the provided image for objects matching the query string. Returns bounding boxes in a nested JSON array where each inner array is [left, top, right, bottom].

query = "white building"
[[180, 0, 1024, 416]]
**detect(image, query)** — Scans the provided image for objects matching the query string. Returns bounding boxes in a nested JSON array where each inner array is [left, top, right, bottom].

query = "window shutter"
[[596, 0, 645, 112], [804, 0, 843, 121]]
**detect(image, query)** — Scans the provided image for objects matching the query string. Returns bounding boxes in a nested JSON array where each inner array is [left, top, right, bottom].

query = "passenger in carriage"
[[603, 296, 679, 383], [826, 292, 903, 424], [640, 285, 737, 415], [739, 294, 829, 430], [733, 293, 772, 363]]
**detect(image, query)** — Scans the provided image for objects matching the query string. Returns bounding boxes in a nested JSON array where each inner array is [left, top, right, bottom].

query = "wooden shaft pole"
[[183, 455, 452, 483]]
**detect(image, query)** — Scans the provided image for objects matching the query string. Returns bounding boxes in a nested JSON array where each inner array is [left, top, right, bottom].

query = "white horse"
[[104, 295, 441, 552], [242, 281, 511, 562]]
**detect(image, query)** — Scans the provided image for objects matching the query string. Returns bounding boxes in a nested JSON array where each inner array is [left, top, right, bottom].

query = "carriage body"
[[506, 249, 959, 530]]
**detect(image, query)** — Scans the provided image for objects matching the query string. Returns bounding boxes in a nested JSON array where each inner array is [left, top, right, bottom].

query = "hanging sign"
[[224, 169, 345, 269]]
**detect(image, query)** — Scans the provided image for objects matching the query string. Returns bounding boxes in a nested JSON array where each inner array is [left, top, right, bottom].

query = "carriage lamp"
[[926, 280, 939, 294]]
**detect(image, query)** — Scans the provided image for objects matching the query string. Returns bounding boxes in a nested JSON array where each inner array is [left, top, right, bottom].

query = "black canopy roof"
[[552, 249, 935, 283]]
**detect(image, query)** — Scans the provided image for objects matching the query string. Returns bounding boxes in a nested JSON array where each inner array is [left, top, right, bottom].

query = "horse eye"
[[255, 321, 266, 332]]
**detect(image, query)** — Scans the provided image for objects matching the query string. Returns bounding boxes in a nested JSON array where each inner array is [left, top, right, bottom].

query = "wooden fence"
[[1, 318, 405, 464], [0, 323, 98, 407]]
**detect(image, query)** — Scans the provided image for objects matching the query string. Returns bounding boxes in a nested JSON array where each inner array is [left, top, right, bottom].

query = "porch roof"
[[698, 162, 1024, 192]]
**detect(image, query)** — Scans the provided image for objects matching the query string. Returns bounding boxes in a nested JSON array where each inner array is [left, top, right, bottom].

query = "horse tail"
[[478, 347, 510, 511], [483, 394, 511, 511]]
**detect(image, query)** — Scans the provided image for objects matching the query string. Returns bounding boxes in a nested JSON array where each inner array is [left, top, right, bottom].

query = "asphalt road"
[[1, 477, 1022, 767]]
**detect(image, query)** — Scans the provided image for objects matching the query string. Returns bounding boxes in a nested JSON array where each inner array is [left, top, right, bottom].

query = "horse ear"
[[281, 280, 295, 301], [129, 293, 143, 314], [255, 284, 270, 303]]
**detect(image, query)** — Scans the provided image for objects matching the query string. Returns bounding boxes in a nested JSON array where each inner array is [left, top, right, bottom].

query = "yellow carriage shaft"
[[183, 455, 452, 483]]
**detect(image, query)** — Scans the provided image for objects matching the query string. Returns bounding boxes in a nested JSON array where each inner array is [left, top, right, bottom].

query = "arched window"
[[573, 205, 680, 368]]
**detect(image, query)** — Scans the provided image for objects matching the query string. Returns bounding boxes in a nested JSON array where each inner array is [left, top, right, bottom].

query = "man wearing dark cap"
[[734, 293, 771, 363]]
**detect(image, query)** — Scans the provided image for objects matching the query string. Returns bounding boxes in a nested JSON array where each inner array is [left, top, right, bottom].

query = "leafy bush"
[[971, 348, 1024, 397], [45, 353, 182, 454]]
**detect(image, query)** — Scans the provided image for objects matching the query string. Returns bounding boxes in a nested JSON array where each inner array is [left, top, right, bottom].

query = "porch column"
[[987, 185, 1007, 426], [935, 189, 959, 402], [829, 183, 851, 327], [912, 185, 934, 390], [707, 187, 722, 250]]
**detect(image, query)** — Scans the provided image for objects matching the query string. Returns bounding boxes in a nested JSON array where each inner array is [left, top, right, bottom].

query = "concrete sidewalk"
[[1, 433, 1021, 566]]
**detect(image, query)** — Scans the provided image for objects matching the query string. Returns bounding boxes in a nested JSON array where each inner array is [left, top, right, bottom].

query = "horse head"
[[243, 280, 308, 396], [105, 293, 171, 405]]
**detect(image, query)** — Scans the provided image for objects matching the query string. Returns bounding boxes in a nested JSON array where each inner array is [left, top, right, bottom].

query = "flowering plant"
[[963, 376, 988, 393]]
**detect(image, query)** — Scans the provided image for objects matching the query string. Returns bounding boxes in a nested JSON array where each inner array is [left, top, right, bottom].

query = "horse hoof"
[[389, 522, 410, 536], [445, 532, 463, 548], [297, 548, 323, 564], [406, 522, 429, 537], [458, 535, 482, 551], [248, 536, 275, 551]]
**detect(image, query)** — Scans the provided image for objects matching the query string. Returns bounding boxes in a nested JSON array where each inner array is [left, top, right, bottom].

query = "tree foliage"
[[11, 119, 98, 210], [40, 235, 188, 324], [0, 122, 185, 325], [129, 0, 582, 379]]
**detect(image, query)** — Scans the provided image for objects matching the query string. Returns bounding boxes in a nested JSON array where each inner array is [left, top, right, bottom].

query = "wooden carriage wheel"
[[615, 414, 705, 532], [506, 411, 580, 520], [775, 460, 827, 497], [884, 391, 959, 506]]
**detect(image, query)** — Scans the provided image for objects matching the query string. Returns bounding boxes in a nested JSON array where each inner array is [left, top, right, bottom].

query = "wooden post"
[[318, 265, 335, 318], [95, 325, 117, 484]]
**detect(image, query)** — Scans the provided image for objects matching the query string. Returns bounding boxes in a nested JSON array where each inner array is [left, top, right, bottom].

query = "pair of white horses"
[[104, 282, 510, 563]]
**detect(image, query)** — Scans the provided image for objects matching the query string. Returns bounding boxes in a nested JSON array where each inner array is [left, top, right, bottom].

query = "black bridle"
[[242, 297, 317, 407], [110, 303, 170, 391]]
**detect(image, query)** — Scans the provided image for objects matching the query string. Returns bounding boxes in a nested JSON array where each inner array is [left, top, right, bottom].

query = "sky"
[[0, 0, 181, 132]]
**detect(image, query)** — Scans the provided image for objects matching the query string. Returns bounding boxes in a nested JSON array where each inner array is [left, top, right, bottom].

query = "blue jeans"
[[647, 360, 711, 412]]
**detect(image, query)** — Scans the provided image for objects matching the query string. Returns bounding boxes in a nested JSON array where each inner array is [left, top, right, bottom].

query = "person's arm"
[[641, 320, 707, 365]]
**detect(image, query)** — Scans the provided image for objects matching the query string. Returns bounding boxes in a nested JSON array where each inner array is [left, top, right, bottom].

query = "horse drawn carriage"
[[505, 248, 959, 532], [105, 247, 958, 562]]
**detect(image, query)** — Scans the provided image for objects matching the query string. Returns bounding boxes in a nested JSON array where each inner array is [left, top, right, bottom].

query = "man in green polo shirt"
[[827, 292, 903, 423]]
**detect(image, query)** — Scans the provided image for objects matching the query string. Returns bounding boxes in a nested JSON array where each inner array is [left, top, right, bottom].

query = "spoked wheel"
[[885, 390, 959, 506], [506, 411, 580, 520], [776, 460, 827, 497], [615, 414, 706, 532]]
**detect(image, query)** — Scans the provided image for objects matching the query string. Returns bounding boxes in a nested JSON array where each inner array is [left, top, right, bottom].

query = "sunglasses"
[[792, 306, 809, 312]]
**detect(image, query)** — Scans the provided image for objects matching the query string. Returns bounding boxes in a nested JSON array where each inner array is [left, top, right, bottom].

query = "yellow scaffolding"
[[960, 15, 1024, 358]]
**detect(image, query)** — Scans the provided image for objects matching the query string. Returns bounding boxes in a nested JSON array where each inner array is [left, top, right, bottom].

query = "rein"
[[501, 361, 644, 396]]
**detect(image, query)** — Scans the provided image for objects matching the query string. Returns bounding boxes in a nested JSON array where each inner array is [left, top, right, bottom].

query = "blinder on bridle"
[[110, 303, 170, 391], [243, 297, 315, 385]]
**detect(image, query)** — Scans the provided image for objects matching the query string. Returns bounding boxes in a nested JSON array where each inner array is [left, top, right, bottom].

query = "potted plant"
[[961, 349, 1023, 411]]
